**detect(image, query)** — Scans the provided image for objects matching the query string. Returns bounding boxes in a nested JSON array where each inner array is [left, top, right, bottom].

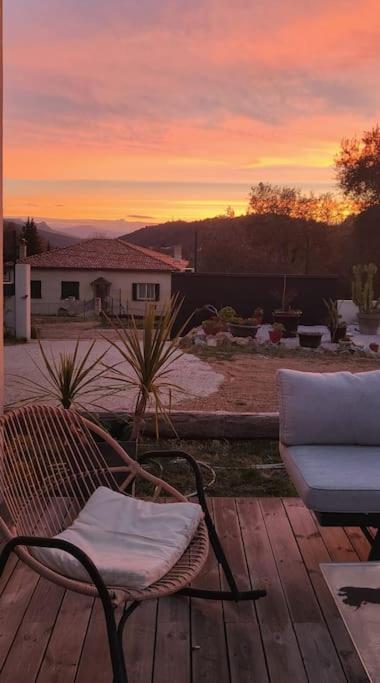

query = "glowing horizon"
[[4, 0, 380, 227]]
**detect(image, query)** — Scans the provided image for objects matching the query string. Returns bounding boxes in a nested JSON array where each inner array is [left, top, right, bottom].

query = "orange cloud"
[[4, 0, 380, 222]]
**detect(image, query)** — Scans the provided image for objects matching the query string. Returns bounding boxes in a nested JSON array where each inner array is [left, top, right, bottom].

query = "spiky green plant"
[[103, 295, 191, 440], [323, 298, 344, 337], [7, 339, 120, 411], [352, 263, 378, 313]]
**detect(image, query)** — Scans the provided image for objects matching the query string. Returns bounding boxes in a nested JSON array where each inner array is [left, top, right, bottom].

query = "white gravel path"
[[4, 340, 224, 412]]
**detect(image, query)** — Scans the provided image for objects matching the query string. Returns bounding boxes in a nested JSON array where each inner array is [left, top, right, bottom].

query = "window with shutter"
[[133, 283, 159, 301]]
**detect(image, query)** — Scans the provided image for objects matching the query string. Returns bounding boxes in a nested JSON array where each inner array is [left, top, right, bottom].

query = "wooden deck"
[[0, 497, 372, 682]]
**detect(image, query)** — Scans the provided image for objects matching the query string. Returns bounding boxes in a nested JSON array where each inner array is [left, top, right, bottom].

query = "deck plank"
[[314, 520, 359, 563], [37, 591, 93, 683], [237, 498, 307, 683], [0, 562, 40, 670], [153, 596, 190, 683], [0, 497, 374, 683], [284, 498, 369, 683], [190, 498, 230, 683], [344, 528, 371, 561], [123, 600, 158, 683], [213, 497, 269, 683], [260, 498, 347, 683], [75, 599, 119, 682], [0, 577, 65, 682]]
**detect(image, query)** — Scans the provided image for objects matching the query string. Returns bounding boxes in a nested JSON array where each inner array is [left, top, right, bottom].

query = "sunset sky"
[[4, 0, 380, 232]]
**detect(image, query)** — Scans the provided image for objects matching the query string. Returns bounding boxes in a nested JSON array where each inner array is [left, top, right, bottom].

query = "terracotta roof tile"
[[18, 238, 188, 272]]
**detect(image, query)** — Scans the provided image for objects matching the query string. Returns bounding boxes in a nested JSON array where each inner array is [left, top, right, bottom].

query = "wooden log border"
[[95, 410, 279, 440]]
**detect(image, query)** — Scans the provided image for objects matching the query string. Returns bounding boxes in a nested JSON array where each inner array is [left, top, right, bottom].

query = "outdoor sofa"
[[277, 368, 380, 560]]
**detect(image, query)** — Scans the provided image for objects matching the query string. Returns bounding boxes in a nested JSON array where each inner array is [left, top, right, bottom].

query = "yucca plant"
[[7, 339, 120, 412], [103, 295, 190, 440]]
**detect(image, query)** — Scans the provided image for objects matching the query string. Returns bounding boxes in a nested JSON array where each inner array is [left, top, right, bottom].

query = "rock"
[[206, 336, 218, 347], [233, 337, 250, 347], [216, 336, 232, 348], [216, 331, 233, 341]]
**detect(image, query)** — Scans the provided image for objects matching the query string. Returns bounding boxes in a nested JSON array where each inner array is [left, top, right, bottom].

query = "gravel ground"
[[4, 340, 224, 411], [179, 351, 380, 412]]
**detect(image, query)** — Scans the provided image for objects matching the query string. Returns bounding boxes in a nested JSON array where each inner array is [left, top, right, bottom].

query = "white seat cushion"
[[277, 369, 380, 445], [32, 487, 204, 589], [280, 444, 380, 513]]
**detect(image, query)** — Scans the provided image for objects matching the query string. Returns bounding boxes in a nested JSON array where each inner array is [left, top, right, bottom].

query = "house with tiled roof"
[[18, 238, 188, 316]]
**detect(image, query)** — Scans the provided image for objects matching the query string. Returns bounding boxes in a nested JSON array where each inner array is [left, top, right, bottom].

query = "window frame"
[[31, 280, 42, 299], [134, 282, 158, 301], [61, 281, 80, 300]]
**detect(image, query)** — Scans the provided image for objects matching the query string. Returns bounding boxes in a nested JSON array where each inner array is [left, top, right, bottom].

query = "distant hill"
[[3, 219, 81, 263], [124, 214, 356, 282], [123, 220, 205, 263], [8, 219, 81, 248]]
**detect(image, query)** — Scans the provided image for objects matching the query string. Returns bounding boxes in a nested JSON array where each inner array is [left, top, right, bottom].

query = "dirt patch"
[[137, 438, 295, 497], [178, 352, 380, 412], [33, 318, 121, 340]]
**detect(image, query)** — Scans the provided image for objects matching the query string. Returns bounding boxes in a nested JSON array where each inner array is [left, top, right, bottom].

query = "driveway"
[[4, 340, 224, 412]]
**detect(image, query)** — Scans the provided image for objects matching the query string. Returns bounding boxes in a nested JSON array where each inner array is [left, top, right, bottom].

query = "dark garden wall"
[[171, 272, 338, 334]]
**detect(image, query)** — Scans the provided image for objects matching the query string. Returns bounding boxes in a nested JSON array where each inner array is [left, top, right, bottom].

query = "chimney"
[[173, 244, 182, 261], [19, 238, 27, 259]]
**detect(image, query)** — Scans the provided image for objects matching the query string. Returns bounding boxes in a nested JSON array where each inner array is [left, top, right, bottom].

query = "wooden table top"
[[321, 562, 380, 683]]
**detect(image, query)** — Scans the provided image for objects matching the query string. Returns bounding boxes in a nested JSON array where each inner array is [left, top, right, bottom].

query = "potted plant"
[[323, 298, 347, 343], [218, 306, 237, 323], [272, 275, 302, 338], [228, 315, 260, 338], [202, 317, 226, 335], [298, 330, 323, 349], [268, 322, 284, 344], [352, 263, 380, 335]]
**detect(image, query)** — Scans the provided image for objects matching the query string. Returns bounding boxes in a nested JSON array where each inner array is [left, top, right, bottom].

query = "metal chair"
[[0, 405, 266, 682]]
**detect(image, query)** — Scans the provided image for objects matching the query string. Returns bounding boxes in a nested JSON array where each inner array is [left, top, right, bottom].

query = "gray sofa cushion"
[[280, 443, 380, 513], [277, 369, 380, 446]]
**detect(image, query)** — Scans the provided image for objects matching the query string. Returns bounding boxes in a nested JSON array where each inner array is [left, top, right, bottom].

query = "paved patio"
[[0, 497, 370, 682]]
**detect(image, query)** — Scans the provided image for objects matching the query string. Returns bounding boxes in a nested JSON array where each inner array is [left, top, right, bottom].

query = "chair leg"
[[0, 537, 128, 683], [139, 450, 267, 603], [98, 592, 128, 683], [117, 601, 140, 645], [368, 528, 380, 561]]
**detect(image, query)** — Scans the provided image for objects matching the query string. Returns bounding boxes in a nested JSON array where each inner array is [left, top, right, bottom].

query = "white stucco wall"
[[29, 268, 173, 316], [4, 296, 16, 336]]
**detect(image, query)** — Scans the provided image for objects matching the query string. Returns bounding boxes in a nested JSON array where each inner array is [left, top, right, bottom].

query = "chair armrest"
[[0, 535, 109, 600], [138, 450, 209, 514]]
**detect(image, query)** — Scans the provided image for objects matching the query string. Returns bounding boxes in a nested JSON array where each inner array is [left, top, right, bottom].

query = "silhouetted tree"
[[3, 221, 19, 263], [20, 217, 43, 256], [335, 125, 380, 208], [247, 182, 356, 224]]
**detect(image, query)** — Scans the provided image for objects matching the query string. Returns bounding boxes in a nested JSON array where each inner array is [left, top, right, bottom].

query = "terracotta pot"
[[269, 329, 282, 344], [358, 312, 380, 335]]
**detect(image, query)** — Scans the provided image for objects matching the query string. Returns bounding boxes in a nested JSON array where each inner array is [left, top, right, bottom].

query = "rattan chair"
[[0, 405, 266, 682]]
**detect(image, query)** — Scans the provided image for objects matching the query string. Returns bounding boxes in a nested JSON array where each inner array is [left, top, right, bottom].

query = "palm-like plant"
[[104, 295, 189, 439], [7, 339, 120, 412]]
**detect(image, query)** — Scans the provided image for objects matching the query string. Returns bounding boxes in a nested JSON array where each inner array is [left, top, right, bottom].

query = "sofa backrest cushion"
[[277, 369, 380, 445]]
